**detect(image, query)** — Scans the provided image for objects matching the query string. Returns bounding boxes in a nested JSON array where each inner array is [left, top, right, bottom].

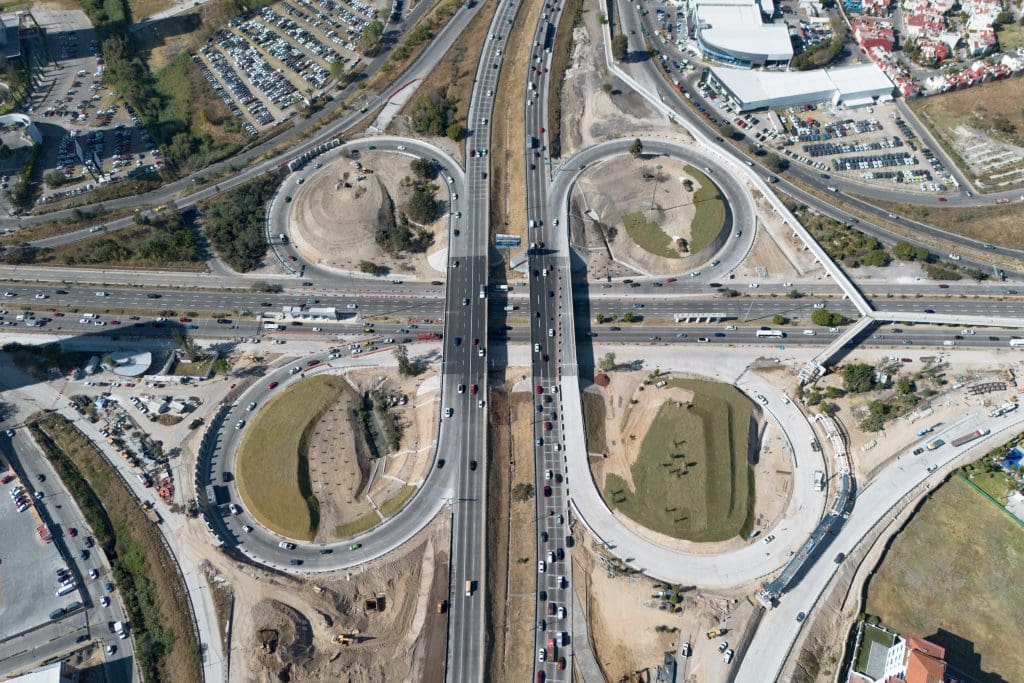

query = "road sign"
[[495, 234, 521, 249]]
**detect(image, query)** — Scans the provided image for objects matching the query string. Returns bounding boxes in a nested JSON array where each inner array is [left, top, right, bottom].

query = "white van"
[[803, 330, 816, 336], [82, 313, 97, 320], [943, 340, 956, 347], [56, 583, 76, 596]]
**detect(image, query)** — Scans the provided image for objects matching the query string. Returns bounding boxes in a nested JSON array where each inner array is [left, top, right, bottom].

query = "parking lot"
[[194, 0, 389, 131], [17, 7, 163, 210], [0, 449, 77, 641]]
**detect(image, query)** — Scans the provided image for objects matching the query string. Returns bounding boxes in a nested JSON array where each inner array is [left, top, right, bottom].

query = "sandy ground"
[[288, 151, 448, 278], [587, 369, 792, 554], [733, 195, 828, 282], [573, 522, 758, 683], [219, 512, 450, 683], [572, 156, 708, 276]]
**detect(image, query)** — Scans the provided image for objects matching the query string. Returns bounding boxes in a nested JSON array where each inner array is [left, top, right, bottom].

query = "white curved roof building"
[[690, 0, 793, 68]]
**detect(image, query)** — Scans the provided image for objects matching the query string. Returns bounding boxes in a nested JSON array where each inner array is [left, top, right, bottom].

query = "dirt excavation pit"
[[312, 368, 439, 542], [239, 515, 451, 683], [288, 151, 447, 277], [572, 156, 724, 276]]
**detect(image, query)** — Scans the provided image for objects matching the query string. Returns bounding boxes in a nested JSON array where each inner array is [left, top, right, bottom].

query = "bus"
[[756, 329, 785, 339], [1009, 338, 1024, 349]]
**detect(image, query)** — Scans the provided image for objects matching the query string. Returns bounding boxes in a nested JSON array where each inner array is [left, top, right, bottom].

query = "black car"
[[146, 293, 161, 299], [437, 459, 445, 468], [289, 559, 303, 566], [454, 337, 462, 346], [55, 289, 68, 295], [318, 549, 333, 555], [469, 460, 477, 471]]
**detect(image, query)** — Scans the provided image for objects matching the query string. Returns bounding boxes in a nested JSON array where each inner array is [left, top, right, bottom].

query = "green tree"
[[772, 314, 788, 325], [446, 121, 467, 141], [599, 352, 616, 372], [359, 19, 384, 55], [786, 289, 803, 299], [403, 183, 441, 224], [594, 313, 607, 323], [811, 308, 834, 326], [393, 345, 418, 376], [359, 260, 382, 275], [329, 60, 345, 81], [612, 33, 629, 61], [719, 288, 740, 298], [764, 153, 789, 172], [892, 241, 930, 262], [622, 311, 635, 323], [511, 483, 535, 501], [842, 363, 876, 393], [629, 138, 644, 158], [410, 158, 437, 180]]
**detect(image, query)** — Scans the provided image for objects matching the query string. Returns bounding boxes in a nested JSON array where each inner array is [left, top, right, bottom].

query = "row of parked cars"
[[196, 49, 268, 132], [238, 14, 331, 91]]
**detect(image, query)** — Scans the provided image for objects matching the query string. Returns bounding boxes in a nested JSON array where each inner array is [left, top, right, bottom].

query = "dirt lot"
[[572, 156, 704, 275], [222, 513, 451, 683], [485, 384, 540, 683], [803, 353, 1021, 482], [573, 522, 759, 683], [288, 151, 448, 278]]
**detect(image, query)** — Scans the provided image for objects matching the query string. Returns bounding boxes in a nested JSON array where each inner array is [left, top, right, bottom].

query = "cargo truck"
[[950, 428, 990, 447], [465, 580, 473, 597]]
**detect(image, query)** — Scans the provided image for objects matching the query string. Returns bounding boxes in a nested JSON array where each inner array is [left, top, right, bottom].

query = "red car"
[[52, 312, 65, 317], [178, 317, 191, 323], [0, 474, 14, 484], [543, 485, 552, 497], [666, 278, 677, 283], [268, 381, 279, 389], [469, 384, 477, 395], [536, 385, 543, 394], [68, 527, 78, 538], [539, 126, 545, 133], [109, 320, 120, 325], [544, 422, 552, 431], [288, 255, 297, 261], [937, 197, 947, 202], [307, 359, 320, 367]]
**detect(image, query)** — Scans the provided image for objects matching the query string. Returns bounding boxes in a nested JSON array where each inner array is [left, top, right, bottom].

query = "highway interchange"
[[3, 0, 1024, 681]]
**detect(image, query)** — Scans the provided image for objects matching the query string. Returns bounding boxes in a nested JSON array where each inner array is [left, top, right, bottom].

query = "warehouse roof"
[[711, 62, 893, 105]]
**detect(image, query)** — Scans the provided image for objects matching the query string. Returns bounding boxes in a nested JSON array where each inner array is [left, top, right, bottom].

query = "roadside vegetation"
[[793, 204, 892, 267], [546, 0, 585, 158], [236, 376, 350, 540], [864, 476, 1024, 681], [201, 172, 282, 271], [409, 87, 465, 141], [581, 391, 608, 453], [29, 412, 200, 683], [959, 431, 1024, 504], [603, 377, 755, 542], [37, 213, 203, 270]]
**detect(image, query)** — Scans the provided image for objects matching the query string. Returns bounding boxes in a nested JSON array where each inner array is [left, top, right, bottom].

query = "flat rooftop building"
[[690, 0, 793, 68], [707, 62, 894, 111]]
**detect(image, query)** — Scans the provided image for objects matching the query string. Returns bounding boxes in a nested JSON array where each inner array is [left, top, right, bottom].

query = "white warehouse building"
[[706, 62, 895, 111], [690, 0, 793, 68]]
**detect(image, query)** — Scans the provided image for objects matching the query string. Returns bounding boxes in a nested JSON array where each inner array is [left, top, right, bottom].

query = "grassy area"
[[854, 623, 896, 674], [29, 413, 200, 683], [546, 0, 585, 158], [582, 390, 608, 453], [622, 211, 679, 258], [200, 171, 281, 271], [909, 78, 1024, 188], [862, 194, 1024, 251], [379, 484, 416, 517], [334, 511, 381, 539], [603, 379, 755, 542], [685, 165, 726, 254], [996, 20, 1024, 50], [236, 376, 349, 540], [865, 476, 1024, 681]]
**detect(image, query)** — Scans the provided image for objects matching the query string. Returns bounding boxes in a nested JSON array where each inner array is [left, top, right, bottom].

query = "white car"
[[345, 304, 358, 309], [444, 407, 454, 418], [95, 291, 108, 297], [397, 145, 406, 151], [242, 525, 253, 533], [763, 534, 775, 544], [100, 596, 110, 607], [34, 293, 48, 299], [2, 292, 14, 297], [89, 568, 99, 579], [538, 560, 546, 573]]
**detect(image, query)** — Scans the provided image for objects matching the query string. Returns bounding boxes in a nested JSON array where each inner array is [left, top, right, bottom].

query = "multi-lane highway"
[[525, 0, 577, 680]]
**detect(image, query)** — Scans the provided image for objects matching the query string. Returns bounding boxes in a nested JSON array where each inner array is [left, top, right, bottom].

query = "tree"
[[446, 121, 467, 141], [594, 313, 609, 323], [359, 19, 384, 55], [719, 288, 740, 298], [892, 241, 930, 262], [622, 311, 635, 323], [511, 483, 535, 501], [764, 153, 789, 172], [612, 33, 629, 61], [359, 260, 383, 275], [599, 352, 616, 372], [786, 289, 803, 299], [329, 60, 344, 81], [393, 345, 418, 376], [717, 123, 734, 139], [629, 139, 643, 158], [772, 314, 788, 325], [811, 308, 834, 327], [403, 183, 441, 224], [842, 363, 876, 393], [410, 158, 437, 180]]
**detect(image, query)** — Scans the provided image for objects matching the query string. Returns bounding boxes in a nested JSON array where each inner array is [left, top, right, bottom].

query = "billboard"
[[495, 234, 522, 249]]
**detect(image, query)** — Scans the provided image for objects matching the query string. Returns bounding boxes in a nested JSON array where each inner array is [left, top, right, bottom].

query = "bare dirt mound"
[[251, 599, 316, 678]]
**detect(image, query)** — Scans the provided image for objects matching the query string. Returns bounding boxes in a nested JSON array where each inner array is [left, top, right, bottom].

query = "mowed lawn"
[[622, 211, 680, 259], [604, 379, 755, 542], [685, 165, 726, 254], [866, 476, 1024, 682], [236, 376, 347, 540]]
